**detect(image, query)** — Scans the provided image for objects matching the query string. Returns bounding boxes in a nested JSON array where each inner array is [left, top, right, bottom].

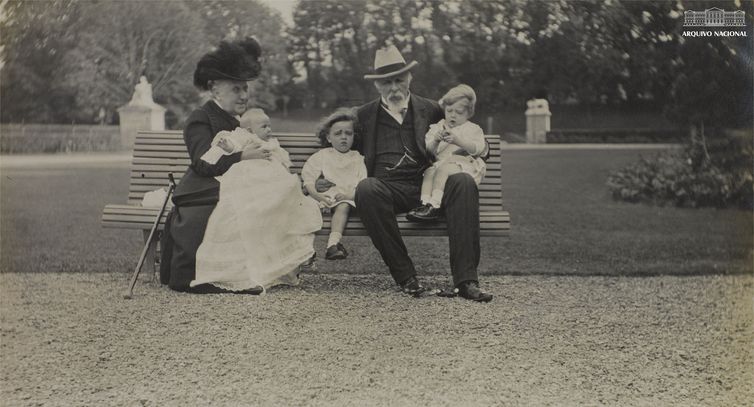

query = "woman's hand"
[[240, 142, 271, 160]]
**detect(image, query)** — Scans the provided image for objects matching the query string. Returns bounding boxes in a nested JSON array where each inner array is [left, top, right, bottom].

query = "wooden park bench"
[[102, 130, 510, 275]]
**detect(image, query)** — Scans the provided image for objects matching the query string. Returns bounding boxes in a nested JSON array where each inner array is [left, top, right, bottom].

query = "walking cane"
[[124, 173, 176, 299]]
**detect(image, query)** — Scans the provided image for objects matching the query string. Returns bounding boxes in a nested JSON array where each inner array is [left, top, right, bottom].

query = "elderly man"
[[348, 45, 492, 302]]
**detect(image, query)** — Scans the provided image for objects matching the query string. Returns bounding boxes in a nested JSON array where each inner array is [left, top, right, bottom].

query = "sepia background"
[[1, 0, 752, 405]]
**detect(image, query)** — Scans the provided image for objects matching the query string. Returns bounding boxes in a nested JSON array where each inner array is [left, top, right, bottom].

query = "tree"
[[194, 0, 289, 111], [1, 0, 289, 125], [0, 0, 82, 123], [288, 0, 372, 108], [62, 0, 209, 125], [287, 0, 460, 107], [665, 0, 753, 144]]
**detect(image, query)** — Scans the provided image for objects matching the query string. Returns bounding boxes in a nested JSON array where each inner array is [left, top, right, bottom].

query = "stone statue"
[[119, 75, 166, 148], [128, 76, 158, 107]]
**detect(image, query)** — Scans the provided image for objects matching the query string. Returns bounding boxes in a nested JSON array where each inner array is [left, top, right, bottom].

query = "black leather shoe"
[[406, 204, 442, 222], [457, 281, 493, 302], [325, 242, 348, 260], [399, 276, 425, 296]]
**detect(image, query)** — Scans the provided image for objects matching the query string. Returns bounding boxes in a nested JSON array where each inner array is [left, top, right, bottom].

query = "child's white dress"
[[300, 147, 367, 208], [425, 119, 487, 184], [192, 130, 322, 292]]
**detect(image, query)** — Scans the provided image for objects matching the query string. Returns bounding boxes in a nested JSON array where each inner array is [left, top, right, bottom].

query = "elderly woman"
[[160, 37, 271, 293]]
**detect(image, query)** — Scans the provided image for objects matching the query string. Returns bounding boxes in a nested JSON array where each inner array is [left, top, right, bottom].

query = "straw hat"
[[364, 45, 419, 80]]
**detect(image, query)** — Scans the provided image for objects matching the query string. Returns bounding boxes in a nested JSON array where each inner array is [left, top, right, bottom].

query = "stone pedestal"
[[525, 98, 551, 144], [117, 76, 166, 150]]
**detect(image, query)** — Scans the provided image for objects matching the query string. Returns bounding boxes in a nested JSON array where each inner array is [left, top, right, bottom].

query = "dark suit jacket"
[[172, 101, 242, 206], [355, 94, 444, 177]]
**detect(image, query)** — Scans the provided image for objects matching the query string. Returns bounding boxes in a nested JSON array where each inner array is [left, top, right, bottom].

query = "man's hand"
[[241, 142, 271, 160], [315, 176, 336, 193]]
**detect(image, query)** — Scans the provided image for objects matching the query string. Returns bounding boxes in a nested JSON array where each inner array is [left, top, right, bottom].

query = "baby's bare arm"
[[217, 137, 235, 153]]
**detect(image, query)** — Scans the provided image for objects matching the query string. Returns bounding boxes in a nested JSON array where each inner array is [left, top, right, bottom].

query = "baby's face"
[[243, 115, 272, 140], [444, 100, 471, 128], [326, 120, 354, 153]]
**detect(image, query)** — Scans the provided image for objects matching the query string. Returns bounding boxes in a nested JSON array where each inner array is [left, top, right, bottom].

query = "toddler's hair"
[[240, 108, 267, 129], [439, 84, 476, 117], [315, 107, 360, 147]]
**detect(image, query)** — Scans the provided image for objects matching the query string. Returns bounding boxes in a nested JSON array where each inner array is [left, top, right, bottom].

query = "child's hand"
[[217, 137, 234, 153], [313, 192, 335, 206], [441, 130, 456, 145], [333, 193, 349, 202]]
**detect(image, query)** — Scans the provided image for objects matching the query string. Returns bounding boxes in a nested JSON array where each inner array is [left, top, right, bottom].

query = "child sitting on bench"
[[406, 84, 487, 222], [301, 108, 367, 260]]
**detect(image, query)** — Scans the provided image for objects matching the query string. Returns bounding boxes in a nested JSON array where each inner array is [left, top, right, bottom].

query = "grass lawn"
[[0, 147, 751, 277]]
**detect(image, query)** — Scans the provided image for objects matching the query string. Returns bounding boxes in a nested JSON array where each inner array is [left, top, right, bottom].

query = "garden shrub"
[[607, 130, 753, 209]]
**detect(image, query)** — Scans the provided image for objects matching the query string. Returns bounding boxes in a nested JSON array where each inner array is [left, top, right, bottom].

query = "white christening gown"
[[191, 135, 322, 292]]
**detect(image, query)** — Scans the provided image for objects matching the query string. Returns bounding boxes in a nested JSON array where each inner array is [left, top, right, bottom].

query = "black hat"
[[194, 37, 262, 90]]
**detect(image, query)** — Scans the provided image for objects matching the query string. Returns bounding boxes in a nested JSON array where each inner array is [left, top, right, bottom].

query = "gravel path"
[[1, 272, 752, 406]]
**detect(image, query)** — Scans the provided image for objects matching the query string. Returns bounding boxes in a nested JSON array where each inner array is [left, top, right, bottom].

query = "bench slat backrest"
[[130, 130, 502, 209]]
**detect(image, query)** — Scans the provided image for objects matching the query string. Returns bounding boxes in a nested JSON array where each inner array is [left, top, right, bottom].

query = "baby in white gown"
[[192, 109, 322, 292], [200, 110, 290, 170]]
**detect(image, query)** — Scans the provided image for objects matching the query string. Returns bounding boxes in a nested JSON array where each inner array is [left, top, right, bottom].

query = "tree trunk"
[[689, 121, 711, 169]]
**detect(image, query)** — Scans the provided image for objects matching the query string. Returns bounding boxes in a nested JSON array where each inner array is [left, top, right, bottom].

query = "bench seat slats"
[[134, 145, 190, 152], [104, 205, 509, 220], [126, 186, 500, 201], [133, 151, 199, 159], [108, 203, 505, 214], [127, 175, 502, 190], [133, 157, 192, 166], [102, 204, 509, 236], [125, 192, 503, 207]]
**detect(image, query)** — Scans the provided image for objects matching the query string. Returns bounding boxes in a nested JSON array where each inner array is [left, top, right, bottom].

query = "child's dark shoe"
[[325, 242, 348, 260], [406, 204, 441, 222]]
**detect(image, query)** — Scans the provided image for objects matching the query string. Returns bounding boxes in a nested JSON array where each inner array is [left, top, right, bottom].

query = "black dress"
[[160, 101, 242, 291]]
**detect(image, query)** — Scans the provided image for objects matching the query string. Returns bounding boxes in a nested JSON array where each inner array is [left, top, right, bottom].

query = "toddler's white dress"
[[300, 147, 367, 208], [425, 119, 487, 184], [191, 130, 322, 292]]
